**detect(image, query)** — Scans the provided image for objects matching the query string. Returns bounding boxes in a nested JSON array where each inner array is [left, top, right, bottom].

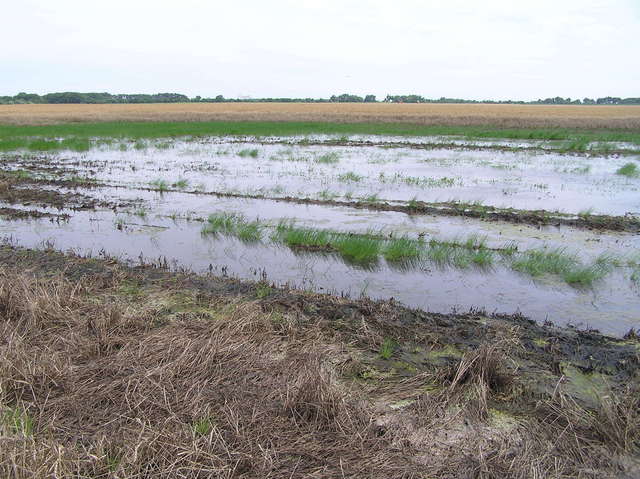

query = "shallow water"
[[2, 137, 639, 336], [5, 138, 639, 215], [2, 198, 639, 337]]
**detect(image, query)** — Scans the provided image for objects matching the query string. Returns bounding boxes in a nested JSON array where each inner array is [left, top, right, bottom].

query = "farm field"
[[2, 102, 640, 129], [1, 120, 640, 476]]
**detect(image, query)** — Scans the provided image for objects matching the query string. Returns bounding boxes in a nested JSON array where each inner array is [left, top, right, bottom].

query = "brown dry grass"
[[0, 257, 639, 478], [2, 102, 640, 128]]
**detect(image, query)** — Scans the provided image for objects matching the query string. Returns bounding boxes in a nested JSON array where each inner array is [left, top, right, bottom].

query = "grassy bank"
[[1, 120, 640, 152]]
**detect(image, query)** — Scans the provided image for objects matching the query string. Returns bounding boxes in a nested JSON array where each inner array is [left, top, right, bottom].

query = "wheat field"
[[1, 102, 640, 128]]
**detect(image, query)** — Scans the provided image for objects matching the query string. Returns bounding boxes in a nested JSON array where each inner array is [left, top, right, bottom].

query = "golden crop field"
[[1, 102, 640, 128]]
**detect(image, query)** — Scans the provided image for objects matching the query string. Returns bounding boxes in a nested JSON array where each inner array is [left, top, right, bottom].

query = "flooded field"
[[2, 134, 639, 336]]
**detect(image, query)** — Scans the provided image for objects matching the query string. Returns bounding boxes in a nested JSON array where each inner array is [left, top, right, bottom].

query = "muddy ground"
[[0, 245, 638, 477]]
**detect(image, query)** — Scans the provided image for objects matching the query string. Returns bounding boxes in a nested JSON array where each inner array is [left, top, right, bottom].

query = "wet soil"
[[2, 244, 637, 408]]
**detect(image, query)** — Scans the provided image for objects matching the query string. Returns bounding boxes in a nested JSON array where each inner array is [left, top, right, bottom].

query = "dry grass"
[[1, 102, 640, 128], [0, 259, 638, 478]]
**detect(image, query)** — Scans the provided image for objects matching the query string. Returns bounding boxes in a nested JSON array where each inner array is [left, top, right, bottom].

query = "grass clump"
[[616, 162, 639, 178], [2, 407, 34, 436], [314, 152, 340, 164], [192, 417, 215, 436], [149, 179, 169, 192], [333, 235, 381, 263], [383, 237, 423, 262], [379, 338, 396, 360], [8, 169, 32, 180], [275, 226, 331, 249], [238, 148, 259, 158], [511, 248, 578, 277], [337, 171, 363, 182], [171, 178, 189, 189], [511, 248, 610, 286], [202, 213, 262, 242], [236, 221, 262, 242]]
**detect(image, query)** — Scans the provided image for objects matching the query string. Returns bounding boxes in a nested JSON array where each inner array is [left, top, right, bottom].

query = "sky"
[[2, 0, 639, 100]]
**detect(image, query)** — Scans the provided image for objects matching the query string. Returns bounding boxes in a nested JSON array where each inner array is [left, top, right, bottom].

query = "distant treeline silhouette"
[[1, 92, 639, 105]]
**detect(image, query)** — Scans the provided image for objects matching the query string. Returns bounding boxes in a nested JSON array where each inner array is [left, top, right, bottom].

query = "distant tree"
[[364, 94, 376, 103], [330, 94, 364, 102]]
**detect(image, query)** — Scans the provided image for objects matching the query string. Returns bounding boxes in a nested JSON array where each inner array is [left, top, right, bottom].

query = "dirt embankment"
[[2, 102, 640, 129], [0, 246, 638, 478]]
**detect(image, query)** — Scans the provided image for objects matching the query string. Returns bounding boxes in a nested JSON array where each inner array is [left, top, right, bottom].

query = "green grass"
[[332, 235, 381, 263], [149, 179, 169, 191], [407, 196, 420, 210], [236, 221, 262, 242], [171, 178, 189, 189], [379, 338, 396, 360], [238, 148, 259, 158], [616, 162, 639, 178], [383, 237, 423, 262], [275, 224, 332, 248], [563, 265, 608, 286], [2, 407, 34, 436], [202, 213, 261, 242], [0, 121, 639, 144], [511, 247, 610, 286], [511, 248, 578, 276], [255, 283, 272, 299], [192, 418, 215, 436], [315, 152, 340, 164], [1, 121, 638, 154], [202, 213, 241, 234], [337, 171, 364, 182], [8, 169, 33, 180]]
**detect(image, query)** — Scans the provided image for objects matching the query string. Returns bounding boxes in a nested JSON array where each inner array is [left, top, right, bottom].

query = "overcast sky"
[[2, 0, 639, 100]]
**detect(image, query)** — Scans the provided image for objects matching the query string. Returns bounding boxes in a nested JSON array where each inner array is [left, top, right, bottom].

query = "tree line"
[[1, 91, 639, 105]]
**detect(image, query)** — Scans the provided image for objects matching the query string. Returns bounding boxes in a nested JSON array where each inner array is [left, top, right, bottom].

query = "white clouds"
[[2, 0, 638, 99]]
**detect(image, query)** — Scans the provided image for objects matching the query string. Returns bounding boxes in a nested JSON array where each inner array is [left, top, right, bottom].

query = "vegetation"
[[202, 213, 261, 242], [238, 148, 259, 158], [1, 249, 637, 477], [2, 121, 640, 153], [149, 179, 169, 192], [3, 91, 639, 105], [616, 162, 639, 178]]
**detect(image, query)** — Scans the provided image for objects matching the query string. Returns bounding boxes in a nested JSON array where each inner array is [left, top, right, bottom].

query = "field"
[[1, 115, 640, 477], [2, 102, 640, 129]]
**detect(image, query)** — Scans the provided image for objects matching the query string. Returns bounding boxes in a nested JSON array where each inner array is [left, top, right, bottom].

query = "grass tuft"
[[616, 162, 639, 178]]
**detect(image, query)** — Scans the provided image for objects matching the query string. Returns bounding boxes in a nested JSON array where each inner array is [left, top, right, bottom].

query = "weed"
[[192, 417, 215, 436], [616, 162, 639, 178], [256, 283, 272, 299], [318, 189, 339, 200], [236, 221, 261, 242], [379, 338, 396, 360], [9, 169, 32, 180], [315, 152, 340, 164], [238, 148, 259, 158], [133, 140, 147, 150], [563, 265, 607, 286], [149, 179, 169, 191], [407, 196, 420, 210], [333, 234, 381, 263], [172, 178, 189, 189], [202, 213, 240, 234], [511, 248, 578, 277], [361, 193, 379, 204], [383, 236, 422, 262], [337, 171, 363, 182], [2, 407, 34, 436]]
